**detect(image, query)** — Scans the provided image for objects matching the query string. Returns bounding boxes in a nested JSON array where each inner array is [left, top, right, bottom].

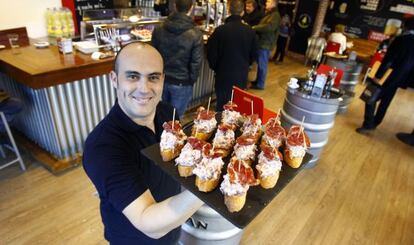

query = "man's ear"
[[110, 71, 118, 89]]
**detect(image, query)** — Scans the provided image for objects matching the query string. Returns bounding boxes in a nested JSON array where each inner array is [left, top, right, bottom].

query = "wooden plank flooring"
[[0, 57, 413, 244]]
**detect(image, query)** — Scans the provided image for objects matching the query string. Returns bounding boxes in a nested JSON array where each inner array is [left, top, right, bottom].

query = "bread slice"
[[259, 171, 280, 189], [224, 192, 247, 212], [177, 165, 194, 177], [195, 176, 219, 192], [160, 143, 184, 162], [284, 149, 303, 168]]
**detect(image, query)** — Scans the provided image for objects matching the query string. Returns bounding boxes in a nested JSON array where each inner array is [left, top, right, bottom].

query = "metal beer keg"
[[281, 89, 340, 168], [180, 205, 243, 244]]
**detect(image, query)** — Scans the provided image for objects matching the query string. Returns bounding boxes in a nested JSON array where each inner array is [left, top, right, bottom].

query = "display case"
[[80, 8, 164, 42]]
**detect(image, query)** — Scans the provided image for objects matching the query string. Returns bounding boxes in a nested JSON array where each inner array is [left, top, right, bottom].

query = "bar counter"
[[0, 45, 215, 173]]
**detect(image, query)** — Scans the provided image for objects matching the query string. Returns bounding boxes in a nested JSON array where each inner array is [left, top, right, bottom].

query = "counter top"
[[0, 45, 113, 89]]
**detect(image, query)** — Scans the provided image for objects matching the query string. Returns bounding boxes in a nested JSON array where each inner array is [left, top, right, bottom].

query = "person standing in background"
[[207, 0, 258, 111], [250, 0, 280, 90], [152, 0, 203, 118], [242, 0, 264, 26], [356, 18, 414, 134], [328, 24, 347, 54], [272, 7, 290, 64]]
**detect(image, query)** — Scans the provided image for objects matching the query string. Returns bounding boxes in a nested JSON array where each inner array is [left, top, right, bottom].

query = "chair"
[[325, 41, 341, 54], [0, 27, 30, 49], [362, 60, 382, 84], [305, 37, 327, 66], [316, 64, 344, 88], [369, 51, 385, 68], [232, 86, 276, 124], [0, 112, 25, 171]]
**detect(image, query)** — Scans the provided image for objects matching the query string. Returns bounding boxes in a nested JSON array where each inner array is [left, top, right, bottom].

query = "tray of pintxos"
[[141, 101, 312, 228]]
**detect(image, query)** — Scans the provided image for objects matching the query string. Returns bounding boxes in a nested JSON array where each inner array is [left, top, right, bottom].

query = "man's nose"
[[137, 77, 151, 93]]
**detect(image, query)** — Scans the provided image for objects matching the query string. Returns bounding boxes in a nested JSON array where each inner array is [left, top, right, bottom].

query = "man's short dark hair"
[[230, 0, 244, 15], [245, 0, 257, 8], [175, 0, 193, 13]]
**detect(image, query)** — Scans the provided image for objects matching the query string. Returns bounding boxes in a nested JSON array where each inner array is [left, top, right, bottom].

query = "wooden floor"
[[1, 57, 413, 244]]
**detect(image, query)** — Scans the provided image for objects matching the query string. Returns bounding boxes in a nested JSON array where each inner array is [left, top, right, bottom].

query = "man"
[[356, 17, 414, 134], [83, 42, 203, 244], [250, 0, 280, 90], [272, 8, 290, 64], [207, 0, 257, 111], [152, 0, 203, 118], [328, 25, 347, 54], [242, 0, 264, 26]]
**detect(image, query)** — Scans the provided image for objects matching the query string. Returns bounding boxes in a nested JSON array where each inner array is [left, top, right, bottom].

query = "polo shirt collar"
[[111, 100, 161, 134]]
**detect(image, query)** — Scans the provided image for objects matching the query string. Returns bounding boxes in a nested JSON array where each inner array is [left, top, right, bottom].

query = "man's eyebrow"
[[124, 71, 163, 76]]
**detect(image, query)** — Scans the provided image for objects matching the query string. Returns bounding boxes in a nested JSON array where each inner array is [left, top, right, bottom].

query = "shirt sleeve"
[[83, 141, 148, 212]]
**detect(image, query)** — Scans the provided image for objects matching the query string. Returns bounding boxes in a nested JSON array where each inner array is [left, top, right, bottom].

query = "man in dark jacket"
[[250, 0, 280, 90], [357, 17, 414, 134], [242, 0, 264, 26], [207, 0, 258, 111], [152, 0, 203, 117]]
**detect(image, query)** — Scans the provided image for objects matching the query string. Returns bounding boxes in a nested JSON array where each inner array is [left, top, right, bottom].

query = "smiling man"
[[83, 42, 203, 244]]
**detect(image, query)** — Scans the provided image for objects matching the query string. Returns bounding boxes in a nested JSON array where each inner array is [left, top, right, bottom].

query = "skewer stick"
[[302, 129, 306, 148], [300, 116, 305, 133], [273, 108, 281, 127], [231, 89, 234, 103], [251, 101, 254, 115], [207, 97, 211, 112], [171, 108, 176, 154], [172, 108, 176, 130]]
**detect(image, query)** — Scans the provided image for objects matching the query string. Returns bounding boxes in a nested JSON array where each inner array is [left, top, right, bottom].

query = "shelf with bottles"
[[46, 7, 76, 38]]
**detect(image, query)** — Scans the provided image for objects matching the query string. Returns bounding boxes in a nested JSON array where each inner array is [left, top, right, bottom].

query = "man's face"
[[266, 0, 275, 12], [245, 3, 255, 14], [111, 45, 164, 121]]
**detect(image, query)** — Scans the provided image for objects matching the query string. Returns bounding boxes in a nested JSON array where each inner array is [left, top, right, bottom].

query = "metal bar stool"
[[0, 111, 25, 171]]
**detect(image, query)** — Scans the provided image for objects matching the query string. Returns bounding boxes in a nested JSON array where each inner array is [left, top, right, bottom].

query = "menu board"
[[323, 0, 414, 41]]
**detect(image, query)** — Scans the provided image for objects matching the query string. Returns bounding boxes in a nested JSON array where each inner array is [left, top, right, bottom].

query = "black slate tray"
[[141, 129, 312, 228]]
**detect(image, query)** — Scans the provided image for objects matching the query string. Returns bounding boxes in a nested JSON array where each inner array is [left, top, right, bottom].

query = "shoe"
[[355, 126, 375, 135], [396, 132, 414, 146], [274, 60, 281, 65], [250, 85, 264, 90]]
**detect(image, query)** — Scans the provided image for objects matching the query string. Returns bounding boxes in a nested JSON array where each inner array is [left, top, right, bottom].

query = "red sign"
[[368, 31, 388, 42]]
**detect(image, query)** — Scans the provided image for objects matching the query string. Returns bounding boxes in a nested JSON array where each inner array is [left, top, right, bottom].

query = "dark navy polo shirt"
[[83, 101, 181, 244]]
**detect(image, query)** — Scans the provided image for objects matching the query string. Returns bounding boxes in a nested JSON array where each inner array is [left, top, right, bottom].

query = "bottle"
[[65, 8, 75, 36], [46, 8, 54, 36]]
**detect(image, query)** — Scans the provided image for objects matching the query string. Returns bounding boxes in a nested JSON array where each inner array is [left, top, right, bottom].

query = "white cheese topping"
[[175, 143, 202, 167], [257, 152, 282, 177], [220, 174, 249, 196], [192, 157, 224, 180]]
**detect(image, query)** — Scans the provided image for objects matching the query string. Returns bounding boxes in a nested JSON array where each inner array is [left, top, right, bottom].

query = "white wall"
[[0, 0, 62, 38]]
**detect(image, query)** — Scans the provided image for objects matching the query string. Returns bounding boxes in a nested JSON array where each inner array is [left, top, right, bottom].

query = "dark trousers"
[[273, 36, 288, 62], [215, 85, 232, 112], [363, 85, 398, 128]]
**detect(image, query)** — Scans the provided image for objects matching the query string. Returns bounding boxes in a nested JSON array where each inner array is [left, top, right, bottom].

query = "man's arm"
[[189, 33, 203, 83], [375, 36, 402, 79], [123, 189, 203, 239], [252, 12, 280, 33], [207, 31, 219, 71]]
